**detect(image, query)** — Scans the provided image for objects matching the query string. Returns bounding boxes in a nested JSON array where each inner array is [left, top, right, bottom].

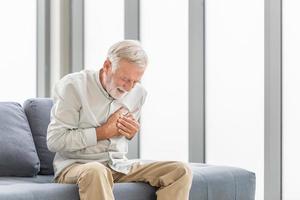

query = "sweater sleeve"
[[125, 90, 147, 141], [132, 90, 147, 121], [47, 76, 97, 153]]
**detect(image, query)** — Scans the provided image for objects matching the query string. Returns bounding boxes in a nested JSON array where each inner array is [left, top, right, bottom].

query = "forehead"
[[115, 60, 145, 78]]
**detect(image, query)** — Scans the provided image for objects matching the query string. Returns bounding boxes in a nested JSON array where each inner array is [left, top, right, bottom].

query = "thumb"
[[115, 107, 128, 115]]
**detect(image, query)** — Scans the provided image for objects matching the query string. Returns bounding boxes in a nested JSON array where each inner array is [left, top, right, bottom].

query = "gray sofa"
[[0, 98, 256, 200]]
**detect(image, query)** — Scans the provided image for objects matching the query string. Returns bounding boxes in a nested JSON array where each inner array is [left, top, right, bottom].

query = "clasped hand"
[[116, 110, 140, 140], [96, 107, 140, 140]]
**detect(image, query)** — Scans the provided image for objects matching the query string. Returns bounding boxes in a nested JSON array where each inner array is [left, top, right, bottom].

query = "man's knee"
[[173, 161, 193, 183], [79, 162, 111, 181], [75, 162, 114, 192]]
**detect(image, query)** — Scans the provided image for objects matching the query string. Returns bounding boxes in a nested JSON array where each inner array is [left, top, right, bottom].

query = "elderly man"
[[47, 40, 192, 200]]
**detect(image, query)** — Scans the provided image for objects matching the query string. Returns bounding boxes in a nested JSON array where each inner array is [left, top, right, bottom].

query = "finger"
[[121, 109, 129, 116], [120, 116, 139, 128], [115, 107, 128, 115], [126, 113, 135, 120], [116, 107, 124, 112], [117, 122, 132, 133], [118, 117, 138, 131], [118, 128, 131, 138]]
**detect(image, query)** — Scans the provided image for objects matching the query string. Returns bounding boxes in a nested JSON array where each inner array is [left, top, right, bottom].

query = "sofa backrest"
[[23, 98, 55, 175], [0, 102, 40, 177]]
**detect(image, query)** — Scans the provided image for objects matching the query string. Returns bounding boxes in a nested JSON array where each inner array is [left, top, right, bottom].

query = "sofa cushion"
[[0, 182, 158, 200], [189, 163, 256, 200], [23, 98, 55, 175], [0, 175, 156, 200], [0, 163, 256, 200], [0, 102, 40, 176]]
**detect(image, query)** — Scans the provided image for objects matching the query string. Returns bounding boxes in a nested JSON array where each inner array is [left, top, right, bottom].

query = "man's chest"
[[78, 99, 129, 128]]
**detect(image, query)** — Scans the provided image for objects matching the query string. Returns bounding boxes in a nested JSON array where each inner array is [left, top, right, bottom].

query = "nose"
[[123, 81, 134, 91]]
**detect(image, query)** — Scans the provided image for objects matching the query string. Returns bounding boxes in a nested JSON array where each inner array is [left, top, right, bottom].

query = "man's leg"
[[56, 162, 115, 200], [114, 161, 193, 200]]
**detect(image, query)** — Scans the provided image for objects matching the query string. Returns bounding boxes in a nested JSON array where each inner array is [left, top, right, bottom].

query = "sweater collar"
[[95, 69, 114, 100]]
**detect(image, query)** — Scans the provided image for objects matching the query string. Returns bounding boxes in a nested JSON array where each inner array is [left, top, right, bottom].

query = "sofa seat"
[[0, 163, 255, 200]]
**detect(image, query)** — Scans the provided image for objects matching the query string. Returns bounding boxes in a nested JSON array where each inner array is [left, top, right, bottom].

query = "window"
[[0, 0, 36, 103], [283, 1, 300, 199], [205, 1, 264, 199], [140, 0, 189, 161], [84, 0, 124, 70]]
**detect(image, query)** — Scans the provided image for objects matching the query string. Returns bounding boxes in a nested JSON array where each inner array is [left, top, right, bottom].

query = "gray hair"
[[107, 40, 148, 71]]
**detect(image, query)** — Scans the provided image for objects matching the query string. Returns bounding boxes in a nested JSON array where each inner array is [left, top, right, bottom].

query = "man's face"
[[104, 59, 146, 99]]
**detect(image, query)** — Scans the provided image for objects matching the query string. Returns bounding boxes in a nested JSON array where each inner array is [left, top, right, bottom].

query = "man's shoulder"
[[56, 69, 96, 87], [52, 70, 97, 98]]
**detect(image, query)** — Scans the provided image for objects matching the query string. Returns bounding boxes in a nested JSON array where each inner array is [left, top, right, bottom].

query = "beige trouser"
[[55, 161, 193, 200]]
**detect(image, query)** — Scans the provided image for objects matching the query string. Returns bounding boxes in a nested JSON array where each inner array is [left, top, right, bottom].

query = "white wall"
[[0, 0, 36, 103], [140, 0, 189, 161], [205, 0, 264, 199]]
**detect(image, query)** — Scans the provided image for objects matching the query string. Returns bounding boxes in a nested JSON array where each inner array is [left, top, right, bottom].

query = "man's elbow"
[[47, 138, 59, 153], [46, 132, 62, 153]]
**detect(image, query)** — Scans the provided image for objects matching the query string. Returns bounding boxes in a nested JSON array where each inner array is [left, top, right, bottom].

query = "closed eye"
[[121, 76, 141, 85]]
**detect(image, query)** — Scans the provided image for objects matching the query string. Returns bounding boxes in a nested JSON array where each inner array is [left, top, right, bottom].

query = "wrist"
[[96, 125, 108, 140]]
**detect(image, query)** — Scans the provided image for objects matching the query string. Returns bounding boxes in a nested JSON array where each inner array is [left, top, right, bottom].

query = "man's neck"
[[99, 69, 113, 99]]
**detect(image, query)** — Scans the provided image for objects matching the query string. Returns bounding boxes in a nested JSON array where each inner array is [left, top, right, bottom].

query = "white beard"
[[109, 87, 128, 99], [106, 78, 128, 99]]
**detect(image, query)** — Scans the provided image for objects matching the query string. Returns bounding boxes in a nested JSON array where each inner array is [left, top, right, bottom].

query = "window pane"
[[205, 1, 264, 199], [84, 0, 124, 70], [283, 1, 300, 199], [0, 0, 36, 103], [140, 0, 188, 161]]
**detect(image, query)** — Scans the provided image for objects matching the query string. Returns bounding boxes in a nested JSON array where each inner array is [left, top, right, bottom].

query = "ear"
[[103, 59, 112, 73]]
